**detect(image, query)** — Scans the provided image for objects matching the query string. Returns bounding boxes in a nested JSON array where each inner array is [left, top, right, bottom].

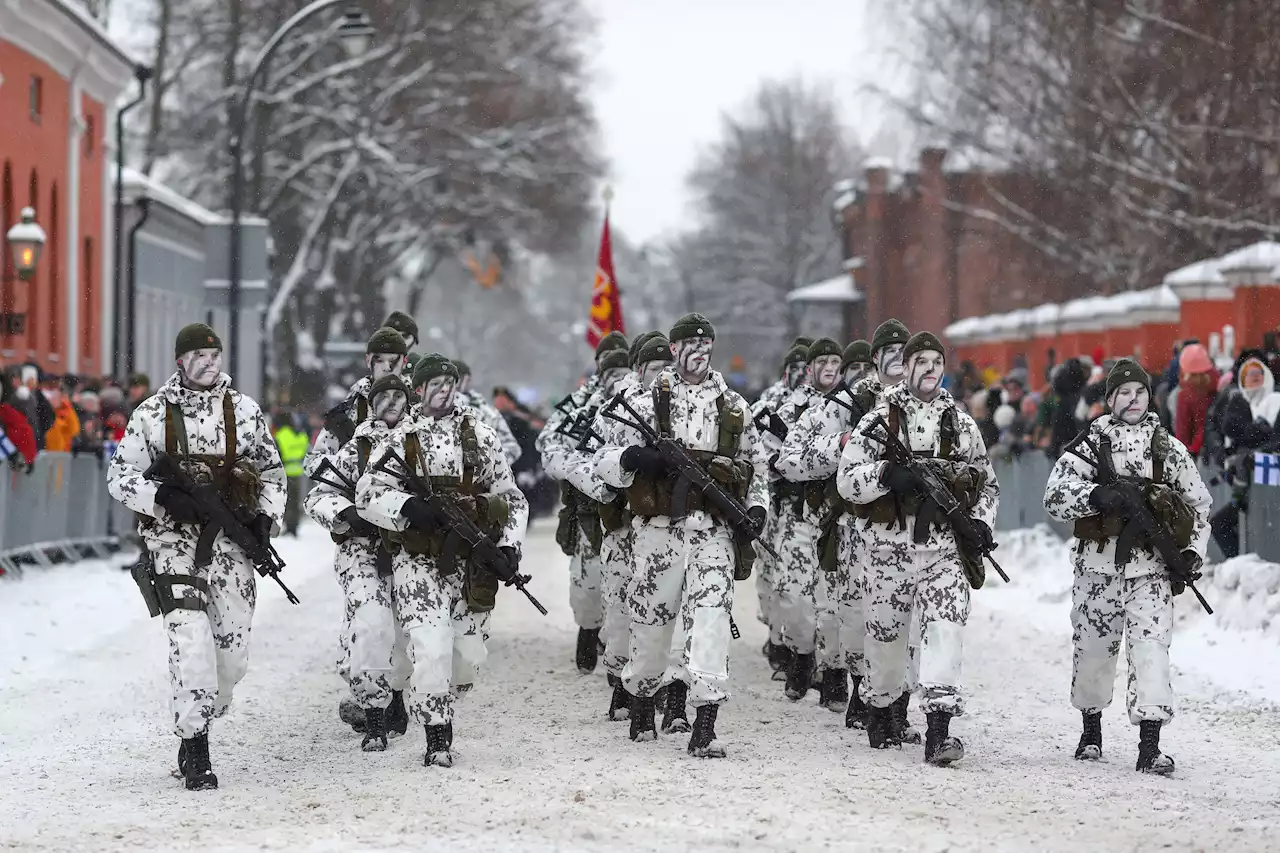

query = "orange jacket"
[[43, 399, 81, 453]]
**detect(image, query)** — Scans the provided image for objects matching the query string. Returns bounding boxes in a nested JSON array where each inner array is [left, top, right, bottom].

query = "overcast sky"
[[584, 0, 906, 245]]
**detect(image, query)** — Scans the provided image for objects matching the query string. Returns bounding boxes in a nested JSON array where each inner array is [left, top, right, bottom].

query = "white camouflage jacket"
[[356, 405, 528, 552], [107, 372, 286, 548], [535, 375, 600, 475], [303, 376, 373, 478], [594, 368, 769, 531], [304, 419, 390, 534], [465, 389, 522, 466], [754, 379, 788, 413], [1044, 413, 1211, 578], [837, 382, 998, 549], [774, 378, 877, 483]]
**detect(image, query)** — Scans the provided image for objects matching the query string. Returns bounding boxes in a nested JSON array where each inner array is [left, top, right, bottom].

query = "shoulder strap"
[[356, 436, 372, 476], [1151, 426, 1169, 483], [939, 405, 957, 459], [165, 403, 187, 456], [324, 403, 357, 446], [1097, 433, 1115, 481], [460, 415, 479, 492], [356, 396, 368, 424], [655, 376, 672, 438], [715, 394, 744, 457], [222, 393, 237, 468], [405, 431, 423, 478]]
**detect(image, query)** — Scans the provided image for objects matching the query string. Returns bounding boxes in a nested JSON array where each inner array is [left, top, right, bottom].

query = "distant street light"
[[226, 1, 376, 379], [5, 208, 46, 282]]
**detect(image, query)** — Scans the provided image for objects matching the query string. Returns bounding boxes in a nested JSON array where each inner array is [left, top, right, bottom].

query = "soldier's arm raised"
[[106, 402, 162, 516]]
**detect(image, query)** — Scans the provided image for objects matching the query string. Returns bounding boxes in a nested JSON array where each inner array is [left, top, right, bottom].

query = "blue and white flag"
[[1254, 452, 1280, 486], [0, 426, 15, 461]]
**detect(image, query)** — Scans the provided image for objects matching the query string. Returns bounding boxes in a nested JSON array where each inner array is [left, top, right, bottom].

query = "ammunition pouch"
[[1073, 481, 1195, 553], [555, 502, 580, 556], [627, 450, 751, 521], [598, 495, 631, 534], [464, 563, 500, 613], [856, 462, 983, 531], [393, 481, 507, 575], [732, 532, 755, 581]]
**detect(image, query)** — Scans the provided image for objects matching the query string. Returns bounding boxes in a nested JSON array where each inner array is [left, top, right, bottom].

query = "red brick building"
[[838, 148, 1081, 344], [0, 0, 136, 375]]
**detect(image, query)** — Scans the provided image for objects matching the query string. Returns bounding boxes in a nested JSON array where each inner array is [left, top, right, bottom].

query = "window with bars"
[[29, 76, 43, 122]]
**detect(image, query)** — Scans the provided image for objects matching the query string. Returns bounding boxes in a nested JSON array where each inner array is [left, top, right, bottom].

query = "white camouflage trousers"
[[393, 552, 487, 726], [772, 510, 820, 655], [599, 527, 634, 678], [153, 537, 256, 739], [755, 512, 783, 646], [830, 523, 866, 677], [863, 541, 967, 714], [623, 521, 734, 705], [334, 538, 411, 709], [1071, 571, 1175, 725], [569, 529, 605, 631]]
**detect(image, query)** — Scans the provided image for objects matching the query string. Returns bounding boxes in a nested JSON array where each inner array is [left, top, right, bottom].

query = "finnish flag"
[[0, 427, 15, 462], [1254, 452, 1280, 486]]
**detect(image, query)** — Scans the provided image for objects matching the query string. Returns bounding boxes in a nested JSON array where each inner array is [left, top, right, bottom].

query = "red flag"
[[586, 209, 625, 347]]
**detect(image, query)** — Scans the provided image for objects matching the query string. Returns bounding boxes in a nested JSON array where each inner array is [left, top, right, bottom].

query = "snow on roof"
[[1217, 241, 1280, 272], [1163, 258, 1225, 288], [49, 0, 137, 67], [117, 168, 268, 227], [1129, 285, 1180, 323], [786, 274, 862, 304], [944, 317, 981, 340]]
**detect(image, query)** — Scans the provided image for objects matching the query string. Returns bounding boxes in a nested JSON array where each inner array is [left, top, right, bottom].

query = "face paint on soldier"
[[179, 348, 223, 389], [906, 350, 945, 401], [809, 354, 842, 393], [1108, 381, 1150, 425], [372, 390, 408, 427], [844, 361, 872, 386], [457, 373, 473, 394], [671, 337, 713, 383], [367, 353, 404, 381], [638, 361, 667, 389], [878, 343, 906, 382], [420, 376, 457, 415], [784, 362, 807, 390], [601, 367, 629, 397]]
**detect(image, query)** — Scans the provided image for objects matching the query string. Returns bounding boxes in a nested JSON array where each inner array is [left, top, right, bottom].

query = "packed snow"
[[2, 523, 1279, 852]]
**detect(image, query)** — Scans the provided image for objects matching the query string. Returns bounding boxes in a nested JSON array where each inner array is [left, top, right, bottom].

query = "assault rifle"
[[600, 393, 779, 560], [823, 381, 864, 421], [310, 457, 390, 571], [862, 415, 1009, 583], [143, 454, 300, 604], [369, 448, 548, 616], [1063, 432, 1212, 614], [752, 407, 788, 442]]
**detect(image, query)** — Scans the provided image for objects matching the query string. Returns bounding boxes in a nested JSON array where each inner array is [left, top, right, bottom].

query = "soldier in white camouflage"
[[774, 339, 876, 718], [537, 331, 630, 675], [1044, 358, 1211, 776], [452, 359, 523, 467], [594, 313, 769, 758], [357, 354, 528, 768], [305, 372, 415, 752], [837, 331, 999, 765], [750, 340, 812, 681], [107, 323, 286, 791]]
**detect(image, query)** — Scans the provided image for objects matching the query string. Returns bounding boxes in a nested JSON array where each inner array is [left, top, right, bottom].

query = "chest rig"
[[163, 393, 262, 513]]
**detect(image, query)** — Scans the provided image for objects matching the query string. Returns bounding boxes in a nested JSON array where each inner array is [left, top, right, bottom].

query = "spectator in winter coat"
[[1173, 344, 1217, 458], [1211, 350, 1280, 559], [0, 372, 37, 467], [1049, 358, 1090, 458], [40, 381, 81, 453], [9, 364, 54, 448]]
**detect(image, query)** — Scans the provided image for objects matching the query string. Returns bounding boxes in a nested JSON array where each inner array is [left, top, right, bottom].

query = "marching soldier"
[[594, 313, 768, 757], [357, 354, 528, 768], [383, 310, 420, 354], [755, 336, 814, 412], [837, 331, 998, 765], [304, 373, 415, 752], [1044, 358, 1211, 775], [107, 324, 286, 790]]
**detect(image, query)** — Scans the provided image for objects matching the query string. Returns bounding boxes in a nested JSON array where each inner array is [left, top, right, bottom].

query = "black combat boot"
[[1135, 720, 1175, 776], [820, 668, 849, 713], [629, 694, 658, 742], [607, 681, 631, 721], [386, 690, 409, 736], [845, 677, 868, 730], [338, 695, 366, 733], [768, 643, 791, 681], [1075, 711, 1102, 761], [179, 733, 218, 791], [424, 724, 453, 768], [924, 711, 965, 766], [892, 691, 922, 744], [661, 680, 691, 734], [866, 705, 900, 750], [784, 652, 816, 701], [576, 628, 601, 674], [361, 707, 389, 752], [687, 704, 726, 758]]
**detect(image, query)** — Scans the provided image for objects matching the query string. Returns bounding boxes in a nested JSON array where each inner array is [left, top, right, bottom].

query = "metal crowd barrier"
[[0, 453, 122, 576]]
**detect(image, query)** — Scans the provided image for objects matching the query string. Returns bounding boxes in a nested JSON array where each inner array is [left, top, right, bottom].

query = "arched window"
[[48, 182, 60, 355]]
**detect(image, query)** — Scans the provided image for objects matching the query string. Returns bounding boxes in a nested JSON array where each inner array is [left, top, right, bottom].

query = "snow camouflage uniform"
[[304, 375, 374, 479], [304, 414, 412, 749], [1044, 358, 1211, 774], [461, 385, 522, 467], [595, 315, 769, 755], [357, 379, 527, 765], [774, 347, 878, 715], [107, 366, 285, 769], [837, 358, 998, 757]]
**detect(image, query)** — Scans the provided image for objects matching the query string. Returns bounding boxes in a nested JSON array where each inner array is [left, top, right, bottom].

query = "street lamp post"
[[225, 1, 374, 382], [3, 208, 47, 336], [112, 64, 151, 378]]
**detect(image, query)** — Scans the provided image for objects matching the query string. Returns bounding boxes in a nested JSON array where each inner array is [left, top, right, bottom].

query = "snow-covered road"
[[3, 524, 1279, 853]]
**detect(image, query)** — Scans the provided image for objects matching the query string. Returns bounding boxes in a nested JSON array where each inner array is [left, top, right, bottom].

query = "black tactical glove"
[[958, 519, 994, 552], [499, 545, 523, 585], [1088, 485, 1127, 514], [250, 512, 274, 546], [621, 445, 667, 478], [1172, 549, 1204, 596], [880, 462, 920, 496], [400, 497, 437, 531], [155, 483, 204, 525], [746, 505, 768, 537], [339, 507, 378, 538]]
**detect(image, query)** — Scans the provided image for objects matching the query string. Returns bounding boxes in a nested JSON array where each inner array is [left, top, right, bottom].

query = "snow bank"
[[989, 526, 1280, 704]]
